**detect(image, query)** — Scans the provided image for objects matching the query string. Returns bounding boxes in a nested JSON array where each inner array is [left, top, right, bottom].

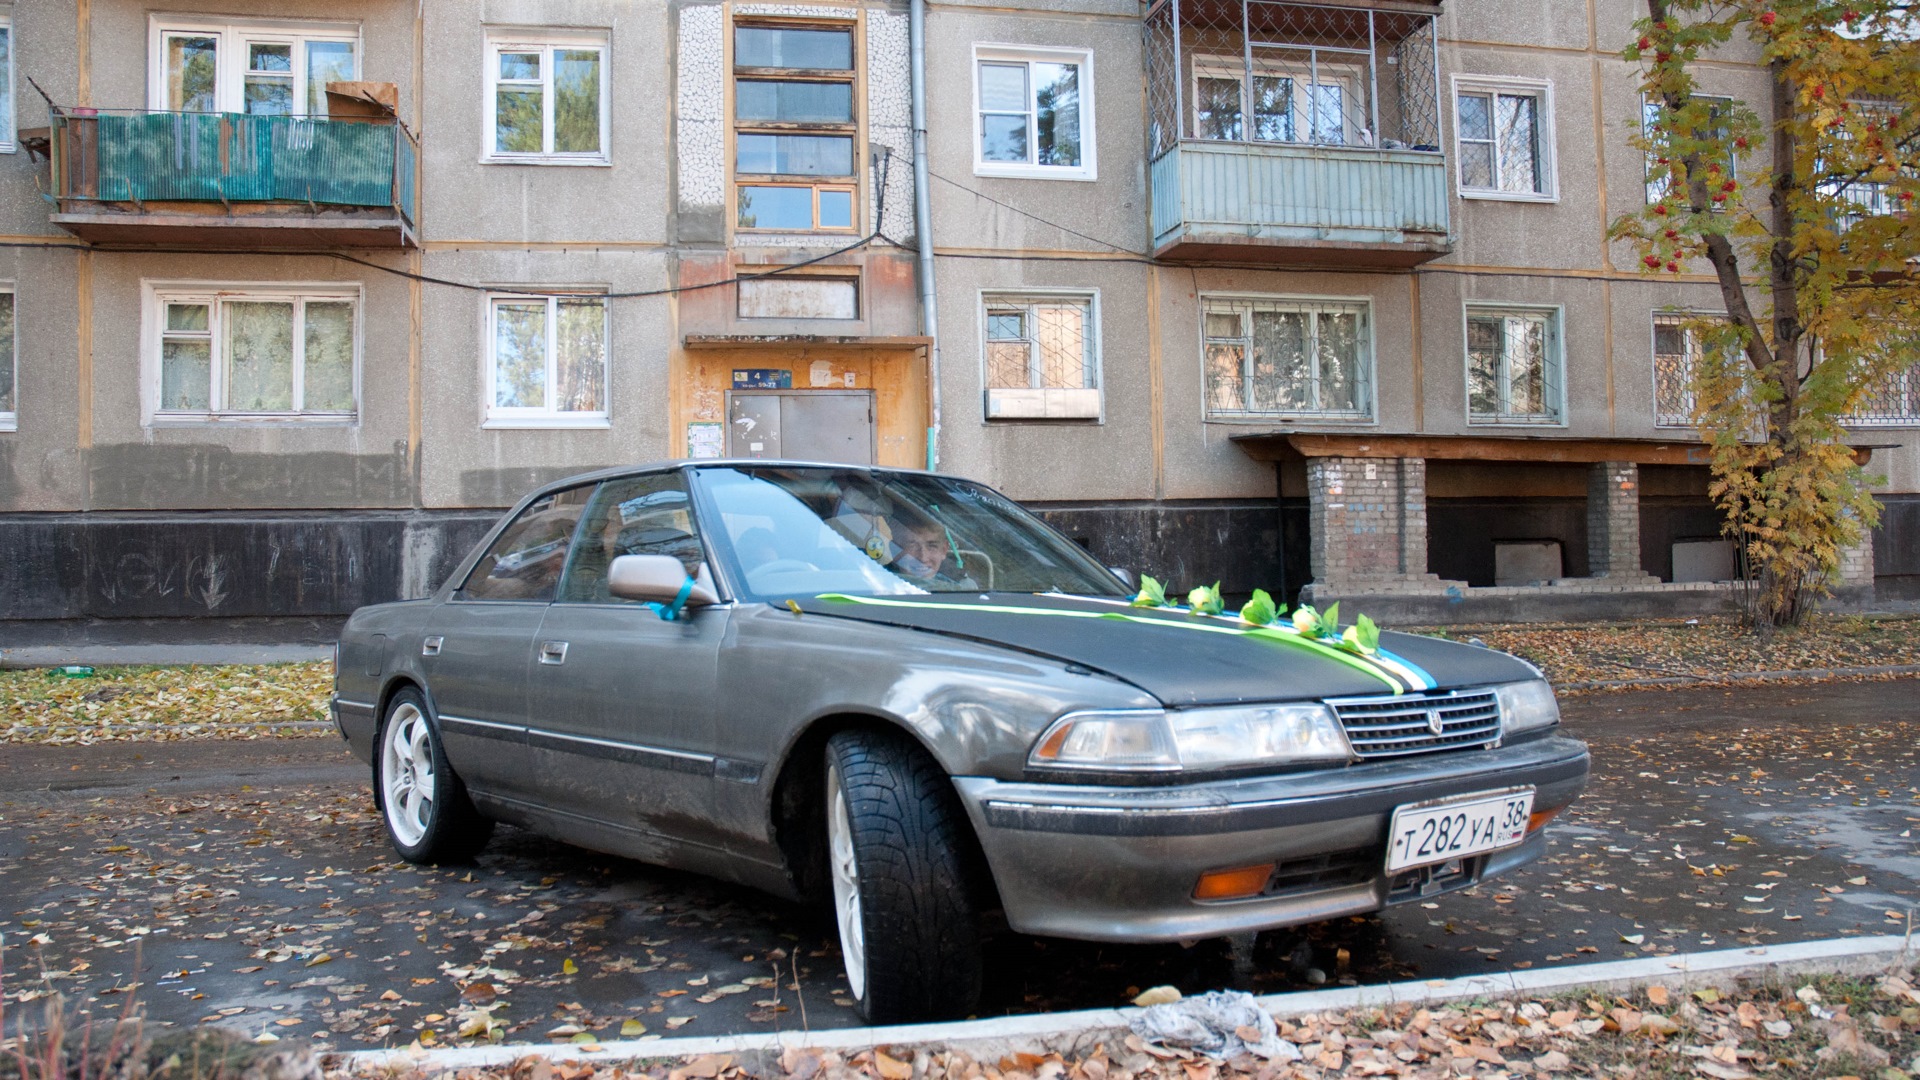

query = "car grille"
[[1263, 847, 1377, 898], [1329, 689, 1502, 760]]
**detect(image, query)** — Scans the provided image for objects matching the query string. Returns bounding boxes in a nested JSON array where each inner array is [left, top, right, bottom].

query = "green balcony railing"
[[50, 109, 418, 227]]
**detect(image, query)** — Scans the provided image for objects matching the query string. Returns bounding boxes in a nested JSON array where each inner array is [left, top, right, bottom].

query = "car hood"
[[790, 593, 1539, 706]]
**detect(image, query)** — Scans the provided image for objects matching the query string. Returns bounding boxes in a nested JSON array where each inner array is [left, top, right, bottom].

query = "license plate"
[[1385, 787, 1535, 873]]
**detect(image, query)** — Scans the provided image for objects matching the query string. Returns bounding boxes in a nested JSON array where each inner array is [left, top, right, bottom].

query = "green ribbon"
[[814, 593, 1423, 694]]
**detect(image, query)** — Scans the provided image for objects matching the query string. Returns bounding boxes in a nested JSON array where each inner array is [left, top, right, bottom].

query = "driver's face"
[[897, 528, 949, 570]]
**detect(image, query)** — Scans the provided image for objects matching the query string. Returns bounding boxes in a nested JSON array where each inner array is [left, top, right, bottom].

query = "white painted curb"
[[334, 934, 1914, 1073]]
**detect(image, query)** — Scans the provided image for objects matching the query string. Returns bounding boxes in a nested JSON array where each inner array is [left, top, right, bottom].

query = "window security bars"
[[1467, 307, 1561, 424], [1144, 0, 1440, 160], [1652, 314, 1699, 428], [1845, 361, 1920, 427], [985, 298, 1095, 391], [1202, 297, 1371, 419]]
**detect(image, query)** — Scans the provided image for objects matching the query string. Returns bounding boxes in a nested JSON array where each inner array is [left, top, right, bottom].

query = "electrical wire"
[[927, 168, 1147, 256]]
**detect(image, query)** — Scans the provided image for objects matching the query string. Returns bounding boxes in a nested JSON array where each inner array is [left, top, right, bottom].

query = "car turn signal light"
[[1527, 806, 1563, 833], [1193, 864, 1273, 901]]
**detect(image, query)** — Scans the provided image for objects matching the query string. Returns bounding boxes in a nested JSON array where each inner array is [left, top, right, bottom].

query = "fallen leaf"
[[874, 1052, 913, 1080], [1647, 986, 1671, 1006], [1133, 986, 1182, 1007], [620, 1019, 647, 1037], [562, 959, 578, 975]]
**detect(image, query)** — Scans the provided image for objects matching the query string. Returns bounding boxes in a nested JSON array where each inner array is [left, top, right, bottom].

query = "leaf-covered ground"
[[0, 663, 332, 744], [1412, 613, 1920, 690], [319, 971, 1920, 1080]]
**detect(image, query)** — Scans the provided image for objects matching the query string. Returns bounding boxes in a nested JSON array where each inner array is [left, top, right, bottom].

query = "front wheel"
[[824, 730, 983, 1023], [376, 689, 492, 863]]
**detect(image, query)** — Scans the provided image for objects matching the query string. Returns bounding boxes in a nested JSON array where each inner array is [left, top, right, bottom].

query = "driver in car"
[[887, 513, 978, 589]]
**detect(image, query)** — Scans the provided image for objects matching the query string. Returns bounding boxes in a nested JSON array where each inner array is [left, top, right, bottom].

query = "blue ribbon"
[[647, 575, 696, 622]]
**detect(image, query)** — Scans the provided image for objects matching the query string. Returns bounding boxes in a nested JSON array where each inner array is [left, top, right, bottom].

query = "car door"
[[423, 484, 594, 805], [525, 472, 733, 858]]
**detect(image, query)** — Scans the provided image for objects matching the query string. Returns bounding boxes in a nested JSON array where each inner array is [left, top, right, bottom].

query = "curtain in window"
[[1249, 309, 1309, 411], [0, 294, 13, 414], [304, 301, 355, 411], [225, 301, 294, 411]]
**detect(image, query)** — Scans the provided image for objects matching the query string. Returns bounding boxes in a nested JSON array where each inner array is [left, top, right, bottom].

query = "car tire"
[[824, 729, 983, 1023], [375, 689, 493, 863]]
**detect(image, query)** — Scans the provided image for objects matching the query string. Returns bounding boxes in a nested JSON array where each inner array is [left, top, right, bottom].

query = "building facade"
[[0, 0, 1914, 634]]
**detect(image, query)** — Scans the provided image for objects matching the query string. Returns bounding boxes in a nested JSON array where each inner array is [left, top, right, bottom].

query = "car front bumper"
[[951, 733, 1589, 942]]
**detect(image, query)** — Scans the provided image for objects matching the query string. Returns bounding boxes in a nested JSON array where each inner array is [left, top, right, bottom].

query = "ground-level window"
[[484, 31, 609, 163], [982, 292, 1100, 419], [150, 18, 358, 116], [0, 289, 14, 431], [1652, 312, 1705, 428], [1466, 304, 1563, 425], [486, 293, 608, 428], [146, 285, 358, 421], [1201, 296, 1372, 419]]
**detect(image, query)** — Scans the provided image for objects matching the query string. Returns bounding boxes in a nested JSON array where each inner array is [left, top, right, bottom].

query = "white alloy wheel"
[[826, 761, 868, 1000], [381, 702, 438, 848]]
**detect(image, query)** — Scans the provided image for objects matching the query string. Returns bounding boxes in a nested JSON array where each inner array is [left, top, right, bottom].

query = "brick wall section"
[[1585, 461, 1655, 580], [1307, 456, 1454, 592], [1837, 534, 1876, 587]]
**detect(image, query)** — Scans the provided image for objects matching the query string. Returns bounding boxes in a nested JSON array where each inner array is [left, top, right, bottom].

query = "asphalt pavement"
[[1, 679, 1915, 1049]]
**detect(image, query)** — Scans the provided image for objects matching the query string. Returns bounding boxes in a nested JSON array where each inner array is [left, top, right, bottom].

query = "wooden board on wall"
[[678, 345, 928, 469]]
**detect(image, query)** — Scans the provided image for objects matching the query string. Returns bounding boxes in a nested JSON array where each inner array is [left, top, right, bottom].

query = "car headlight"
[[1030, 704, 1351, 772], [1496, 679, 1560, 736]]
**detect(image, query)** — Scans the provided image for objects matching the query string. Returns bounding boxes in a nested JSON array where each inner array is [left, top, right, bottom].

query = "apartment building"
[[0, 0, 1913, 632]]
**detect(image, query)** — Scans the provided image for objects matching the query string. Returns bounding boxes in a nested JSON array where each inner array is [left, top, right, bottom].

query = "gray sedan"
[[331, 461, 1589, 1022]]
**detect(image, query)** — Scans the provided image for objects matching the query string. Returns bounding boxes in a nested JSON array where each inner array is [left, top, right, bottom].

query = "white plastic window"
[[484, 34, 609, 163], [486, 294, 609, 428], [147, 286, 359, 421]]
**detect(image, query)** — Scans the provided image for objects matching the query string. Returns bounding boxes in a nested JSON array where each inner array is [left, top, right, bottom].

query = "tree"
[[1612, 0, 1920, 629]]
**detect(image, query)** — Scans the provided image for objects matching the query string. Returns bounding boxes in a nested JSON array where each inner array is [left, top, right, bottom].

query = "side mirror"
[[1108, 566, 1135, 589], [608, 555, 720, 607]]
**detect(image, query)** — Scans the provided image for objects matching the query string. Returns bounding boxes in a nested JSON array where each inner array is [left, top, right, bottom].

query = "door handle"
[[422, 636, 444, 657], [538, 640, 569, 665]]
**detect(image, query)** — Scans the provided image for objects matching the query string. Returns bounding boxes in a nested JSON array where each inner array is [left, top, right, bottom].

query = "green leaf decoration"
[[1291, 604, 1319, 634], [1355, 613, 1381, 654], [1316, 602, 1342, 640], [1239, 589, 1278, 627], [1186, 582, 1225, 616], [1131, 574, 1169, 608]]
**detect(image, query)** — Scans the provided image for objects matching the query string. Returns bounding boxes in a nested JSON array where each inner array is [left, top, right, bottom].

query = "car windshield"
[[693, 466, 1128, 601]]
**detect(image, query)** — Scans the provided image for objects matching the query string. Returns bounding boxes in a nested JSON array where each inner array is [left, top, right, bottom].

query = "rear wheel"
[[824, 730, 983, 1022], [376, 689, 492, 863]]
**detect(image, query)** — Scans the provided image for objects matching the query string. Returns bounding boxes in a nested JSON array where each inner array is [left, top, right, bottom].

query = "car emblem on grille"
[[1425, 709, 1445, 736]]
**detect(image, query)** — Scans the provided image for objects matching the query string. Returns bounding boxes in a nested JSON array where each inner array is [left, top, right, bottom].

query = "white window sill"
[[1203, 413, 1376, 425], [1459, 188, 1557, 203], [0, 415, 15, 432], [480, 154, 612, 167], [973, 163, 1097, 183], [1468, 416, 1567, 428], [149, 413, 359, 426], [483, 415, 611, 430]]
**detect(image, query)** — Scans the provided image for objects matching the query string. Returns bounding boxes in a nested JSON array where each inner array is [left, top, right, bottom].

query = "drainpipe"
[[909, 0, 941, 471]]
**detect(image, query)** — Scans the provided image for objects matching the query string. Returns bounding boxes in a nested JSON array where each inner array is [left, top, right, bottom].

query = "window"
[[485, 33, 608, 163], [1202, 297, 1372, 419], [1846, 360, 1920, 427], [734, 22, 858, 232], [1453, 77, 1554, 200], [974, 48, 1093, 180], [145, 285, 358, 422], [1466, 304, 1563, 425], [1652, 313, 1705, 428], [1644, 95, 1734, 205], [150, 19, 358, 116], [0, 289, 13, 432], [559, 474, 705, 603], [982, 293, 1100, 419], [0, 16, 14, 153], [486, 293, 608, 428], [1192, 61, 1354, 146], [460, 485, 597, 602]]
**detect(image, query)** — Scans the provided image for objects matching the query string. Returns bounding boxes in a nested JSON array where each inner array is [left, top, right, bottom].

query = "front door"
[[727, 389, 875, 464], [524, 472, 732, 860]]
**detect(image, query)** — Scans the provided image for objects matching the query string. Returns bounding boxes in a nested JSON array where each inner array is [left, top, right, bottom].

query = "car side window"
[[558, 473, 706, 604], [460, 486, 595, 602]]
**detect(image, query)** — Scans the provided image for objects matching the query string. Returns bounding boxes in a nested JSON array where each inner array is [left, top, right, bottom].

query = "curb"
[[1560, 661, 1920, 692], [333, 934, 1915, 1073]]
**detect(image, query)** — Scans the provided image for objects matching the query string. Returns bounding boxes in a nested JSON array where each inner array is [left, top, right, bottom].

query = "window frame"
[[481, 30, 611, 166], [978, 289, 1103, 421], [0, 15, 15, 154], [971, 44, 1097, 182], [0, 284, 14, 432], [731, 18, 862, 236], [1450, 74, 1557, 203], [1462, 301, 1567, 427], [1643, 93, 1736, 207], [483, 290, 611, 430], [1190, 56, 1362, 147], [146, 16, 361, 117], [1650, 310, 1718, 429], [140, 281, 363, 425], [1199, 293, 1376, 423]]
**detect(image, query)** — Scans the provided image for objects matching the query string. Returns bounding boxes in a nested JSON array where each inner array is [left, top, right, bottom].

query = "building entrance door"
[[726, 390, 875, 464]]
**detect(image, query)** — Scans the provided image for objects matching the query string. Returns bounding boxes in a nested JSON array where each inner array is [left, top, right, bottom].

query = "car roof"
[[523, 459, 947, 502]]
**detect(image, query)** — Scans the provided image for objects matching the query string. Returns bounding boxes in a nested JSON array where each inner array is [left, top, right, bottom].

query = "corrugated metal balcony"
[[1144, 0, 1451, 267], [47, 110, 418, 249]]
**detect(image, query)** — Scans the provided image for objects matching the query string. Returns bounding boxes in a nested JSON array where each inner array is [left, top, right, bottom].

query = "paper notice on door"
[[686, 422, 723, 459], [809, 359, 834, 387]]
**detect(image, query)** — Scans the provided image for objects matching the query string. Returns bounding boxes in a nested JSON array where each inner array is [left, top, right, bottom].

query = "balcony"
[[48, 109, 418, 249], [1144, 0, 1451, 267]]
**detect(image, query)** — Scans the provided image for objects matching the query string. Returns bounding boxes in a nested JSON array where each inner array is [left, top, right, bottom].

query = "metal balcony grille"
[[1844, 362, 1920, 427], [1328, 688, 1502, 760], [1144, 0, 1440, 160]]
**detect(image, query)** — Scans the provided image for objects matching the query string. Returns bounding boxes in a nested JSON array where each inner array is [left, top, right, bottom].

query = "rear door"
[[423, 484, 594, 804], [525, 472, 733, 858]]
